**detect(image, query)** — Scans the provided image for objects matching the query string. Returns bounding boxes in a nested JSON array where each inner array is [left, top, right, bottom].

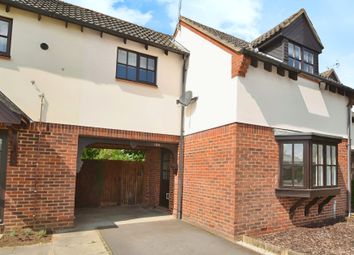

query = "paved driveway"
[[100, 219, 259, 255]]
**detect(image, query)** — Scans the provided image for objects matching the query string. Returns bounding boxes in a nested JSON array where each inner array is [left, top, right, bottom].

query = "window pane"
[[0, 20, 8, 37], [118, 50, 127, 64], [0, 37, 7, 53], [318, 166, 323, 186], [312, 144, 317, 164], [127, 66, 137, 80], [318, 145, 323, 164], [326, 166, 331, 186], [117, 64, 126, 79], [139, 69, 147, 82], [148, 58, 155, 71], [332, 146, 336, 165], [128, 52, 137, 66], [326, 145, 331, 165], [304, 51, 314, 64], [294, 144, 303, 164], [140, 56, 147, 68], [147, 71, 155, 83], [313, 166, 318, 187], [294, 60, 301, 69], [283, 144, 292, 163], [294, 166, 304, 187], [288, 58, 294, 67], [282, 166, 293, 187], [304, 51, 308, 63], [308, 65, 314, 74], [295, 45, 301, 60], [288, 43, 294, 58], [332, 166, 337, 186]]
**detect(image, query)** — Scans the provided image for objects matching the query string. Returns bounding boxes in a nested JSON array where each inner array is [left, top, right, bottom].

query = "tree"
[[81, 148, 145, 162]]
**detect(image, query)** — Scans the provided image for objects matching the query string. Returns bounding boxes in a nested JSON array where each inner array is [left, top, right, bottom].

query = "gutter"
[[348, 104, 352, 217], [177, 53, 189, 219]]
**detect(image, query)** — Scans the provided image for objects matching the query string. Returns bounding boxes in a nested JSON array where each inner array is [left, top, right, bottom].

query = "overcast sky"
[[65, 0, 354, 87]]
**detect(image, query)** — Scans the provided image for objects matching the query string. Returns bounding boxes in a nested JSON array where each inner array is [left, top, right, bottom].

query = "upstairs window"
[[303, 49, 314, 74], [116, 48, 157, 85], [0, 16, 12, 57], [288, 43, 301, 69], [288, 42, 315, 74]]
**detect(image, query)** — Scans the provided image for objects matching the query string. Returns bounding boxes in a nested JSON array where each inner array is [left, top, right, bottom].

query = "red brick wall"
[[3, 122, 178, 230], [183, 124, 237, 239], [182, 123, 349, 239], [234, 123, 348, 236], [144, 148, 161, 207]]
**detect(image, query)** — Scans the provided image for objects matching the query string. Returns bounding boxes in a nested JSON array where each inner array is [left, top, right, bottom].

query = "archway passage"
[[74, 137, 177, 229]]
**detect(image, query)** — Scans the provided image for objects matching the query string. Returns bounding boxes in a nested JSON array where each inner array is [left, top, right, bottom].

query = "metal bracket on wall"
[[304, 197, 321, 216], [290, 198, 306, 219], [318, 196, 335, 214]]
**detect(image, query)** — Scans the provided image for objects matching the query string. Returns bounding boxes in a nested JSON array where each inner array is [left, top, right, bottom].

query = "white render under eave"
[[235, 63, 348, 139]]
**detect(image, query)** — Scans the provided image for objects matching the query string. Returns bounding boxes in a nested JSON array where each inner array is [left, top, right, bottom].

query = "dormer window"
[[288, 42, 314, 74], [288, 43, 301, 69]]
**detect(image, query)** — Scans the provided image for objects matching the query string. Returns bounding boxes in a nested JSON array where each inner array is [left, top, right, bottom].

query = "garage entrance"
[[74, 136, 177, 228]]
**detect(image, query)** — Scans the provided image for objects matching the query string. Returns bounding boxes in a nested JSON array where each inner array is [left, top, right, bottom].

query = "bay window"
[[276, 134, 340, 198]]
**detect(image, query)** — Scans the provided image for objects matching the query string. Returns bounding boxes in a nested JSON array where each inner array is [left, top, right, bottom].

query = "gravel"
[[259, 220, 354, 255]]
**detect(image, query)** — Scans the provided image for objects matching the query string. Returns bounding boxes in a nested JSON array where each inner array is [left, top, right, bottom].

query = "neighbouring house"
[[0, 0, 187, 230], [0, 0, 353, 242], [174, 9, 354, 238]]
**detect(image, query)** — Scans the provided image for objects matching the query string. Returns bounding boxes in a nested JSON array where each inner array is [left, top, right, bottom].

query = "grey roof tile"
[[0, 0, 187, 54], [180, 16, 251, 51]]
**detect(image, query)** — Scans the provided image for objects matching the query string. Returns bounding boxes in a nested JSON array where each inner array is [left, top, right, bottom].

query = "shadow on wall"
[[239, 66, 347, 136]]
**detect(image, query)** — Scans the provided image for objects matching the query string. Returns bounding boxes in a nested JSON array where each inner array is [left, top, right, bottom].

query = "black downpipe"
[[177, 54, 189, 219]]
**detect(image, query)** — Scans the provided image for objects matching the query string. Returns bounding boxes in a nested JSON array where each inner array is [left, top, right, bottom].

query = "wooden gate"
[[75, 160, 144, 208]]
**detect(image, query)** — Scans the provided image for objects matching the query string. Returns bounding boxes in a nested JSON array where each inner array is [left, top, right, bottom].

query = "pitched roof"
[[0, 0, 187, 55], [251, 8, 324, 49], [179, 16, 251, 51], [0, 91, 30, 125], [320, 69, 341, 83]]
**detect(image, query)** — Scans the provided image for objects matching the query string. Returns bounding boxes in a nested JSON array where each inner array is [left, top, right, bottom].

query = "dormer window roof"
[[251, 9, 324, 52]]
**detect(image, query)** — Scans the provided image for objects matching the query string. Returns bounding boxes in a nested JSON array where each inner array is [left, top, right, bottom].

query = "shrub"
[[8, 230, 17, 237], [23, 228, 33, 237], [37, 230, 47, 238]]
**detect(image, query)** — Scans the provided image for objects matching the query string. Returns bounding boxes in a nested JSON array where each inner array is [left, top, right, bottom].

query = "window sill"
[[116, 78, 157, 88], [275, 187, 340, 198], [0, 54, 11, 60]]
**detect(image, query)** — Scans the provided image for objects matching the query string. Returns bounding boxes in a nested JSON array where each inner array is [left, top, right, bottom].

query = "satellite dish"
[[178, 91, 193, 106]]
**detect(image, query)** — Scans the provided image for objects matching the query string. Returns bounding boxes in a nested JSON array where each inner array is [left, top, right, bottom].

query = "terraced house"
[[0, 0, 353, 242]]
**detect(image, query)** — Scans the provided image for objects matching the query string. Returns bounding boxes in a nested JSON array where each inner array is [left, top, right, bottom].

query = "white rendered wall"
[[236, 63, 348, 138], [175, 25, 238, 135], [0, 7, 183, 135]]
